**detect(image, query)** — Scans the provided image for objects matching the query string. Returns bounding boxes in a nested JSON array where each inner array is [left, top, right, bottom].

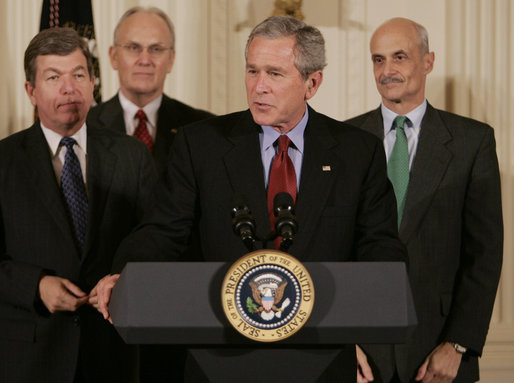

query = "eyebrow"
[[123, 40, 167, 46], [371, 50, 408, 59], [246, 63, 284, 72], [42, 65, 87, 75]]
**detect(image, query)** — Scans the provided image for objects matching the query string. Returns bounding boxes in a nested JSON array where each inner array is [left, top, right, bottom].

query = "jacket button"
[[73, 316, 80, 326]]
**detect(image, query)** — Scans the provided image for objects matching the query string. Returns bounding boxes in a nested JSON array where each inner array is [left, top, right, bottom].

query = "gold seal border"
[[221, 249, 315, 342]]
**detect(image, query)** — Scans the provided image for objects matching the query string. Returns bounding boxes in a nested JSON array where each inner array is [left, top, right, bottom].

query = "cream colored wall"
[[0, 1, 512, 381]]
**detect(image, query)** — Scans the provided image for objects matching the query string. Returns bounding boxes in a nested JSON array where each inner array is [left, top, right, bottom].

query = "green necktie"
[[387, 115, 410, 228]]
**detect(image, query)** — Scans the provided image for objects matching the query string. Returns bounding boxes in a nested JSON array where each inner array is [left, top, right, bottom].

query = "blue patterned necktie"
[[60, 137, 88, 250], [387, 115, 410, 228]]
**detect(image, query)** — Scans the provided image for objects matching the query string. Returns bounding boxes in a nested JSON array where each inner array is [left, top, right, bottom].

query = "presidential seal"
[[222, 249, 314, 342]]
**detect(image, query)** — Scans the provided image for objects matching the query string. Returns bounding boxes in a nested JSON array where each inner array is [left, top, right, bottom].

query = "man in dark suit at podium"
[[346, 18, 503, 383], [0, 28, 157, 382], [87, 6, 213, 176], [95, 16, 407, 382]]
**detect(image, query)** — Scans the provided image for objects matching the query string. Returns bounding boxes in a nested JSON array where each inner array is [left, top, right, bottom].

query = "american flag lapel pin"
[[322, 165, 331, 172]]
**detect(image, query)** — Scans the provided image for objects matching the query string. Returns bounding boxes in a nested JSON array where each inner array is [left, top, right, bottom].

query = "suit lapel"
[[97, 95, 125, 134], [22, 124, 77, 250], [84, 128, 117, 255], [153, 95, 176, 165], [400, 105, 452, 242], [292, 108, 337, 253], [359, 107, 384, 140], [356, 105, 453, 243], [222, 109, 338, 249], [223, 111, 269, 241]]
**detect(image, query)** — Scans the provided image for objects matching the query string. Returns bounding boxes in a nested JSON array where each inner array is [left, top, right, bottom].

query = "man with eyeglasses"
[[87, 6, 213, 177], [89, 6, 213, 382]]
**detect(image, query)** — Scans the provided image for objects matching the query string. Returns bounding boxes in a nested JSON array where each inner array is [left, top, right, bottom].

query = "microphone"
[[232, 204, 256, 251], [273, 192, 298, 251]]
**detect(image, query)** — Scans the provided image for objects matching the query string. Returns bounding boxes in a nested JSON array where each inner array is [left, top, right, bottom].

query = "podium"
[[110, 262, 416, 382]]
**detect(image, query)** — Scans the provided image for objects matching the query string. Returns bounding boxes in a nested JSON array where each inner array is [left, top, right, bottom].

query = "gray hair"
[[113, 6, 175, 50], [24, 27, 93, 86], [412, 21, 430, 55], [245, 16, 327, 80], [379, 17, 429, 55]]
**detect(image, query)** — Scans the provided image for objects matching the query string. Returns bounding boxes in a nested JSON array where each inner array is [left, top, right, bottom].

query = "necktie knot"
[[60, 137, 76, 150], [394, 115, 408, 131], [277, 135, 291, 153], [136, 109, 147, 122]]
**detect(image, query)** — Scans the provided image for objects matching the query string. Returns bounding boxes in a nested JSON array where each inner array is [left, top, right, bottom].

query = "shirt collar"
[[40, 122, 87, 156], [118, 90, 162, 127], [261, 105, 309, 153], [381, 99, 427, 134]]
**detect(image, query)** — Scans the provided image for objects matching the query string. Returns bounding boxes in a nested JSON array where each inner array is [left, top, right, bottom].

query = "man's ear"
[[109, 45, 118, 70], [424, 51, 435, 75], [25, 81, 37, 107], [305, 70, 323, 101], [166, 49, 176, 74]]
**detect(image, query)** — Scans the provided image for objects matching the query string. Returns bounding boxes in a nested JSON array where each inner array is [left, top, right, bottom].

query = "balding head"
[[371, 17, 429, 56], [369, 17, 434, 114]]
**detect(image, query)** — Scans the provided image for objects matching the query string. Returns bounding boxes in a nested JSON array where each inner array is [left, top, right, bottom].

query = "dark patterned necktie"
[[387, 115, 410, 228], [60, 137, 88, 250], [133, 109, 154, 153], [267, 135, 297, 248]]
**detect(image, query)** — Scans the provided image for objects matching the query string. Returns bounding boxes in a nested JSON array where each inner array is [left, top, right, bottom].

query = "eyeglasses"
[[115, 43, 173, 58]]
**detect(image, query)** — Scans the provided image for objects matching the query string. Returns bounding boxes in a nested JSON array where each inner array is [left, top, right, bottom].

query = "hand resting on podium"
[[89, 273, 120, 324]]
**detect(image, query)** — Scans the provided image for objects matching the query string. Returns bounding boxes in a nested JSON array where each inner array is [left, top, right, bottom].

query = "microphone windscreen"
[[273, 192, 294, 212]]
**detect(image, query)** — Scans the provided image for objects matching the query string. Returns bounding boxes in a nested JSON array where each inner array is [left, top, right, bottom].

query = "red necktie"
[[267, 135, 297, 248], [133, 109, 154, 153]]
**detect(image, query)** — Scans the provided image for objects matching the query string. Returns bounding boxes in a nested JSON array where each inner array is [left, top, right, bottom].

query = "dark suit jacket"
[[0, 123, 157, 383], [87, 93, 213, 176], [88, 94, 213, 382], [345, 104, 503, 383], [113, 107, 407, 382]]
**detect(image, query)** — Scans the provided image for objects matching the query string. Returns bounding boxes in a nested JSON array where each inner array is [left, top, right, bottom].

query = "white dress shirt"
[[40, 123, 88, 187], [382, 100, 427, 170], [260, 106, 309, 189], [119, 90, 161, 140]]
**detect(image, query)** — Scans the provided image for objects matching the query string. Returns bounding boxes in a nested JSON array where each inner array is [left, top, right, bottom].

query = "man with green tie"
[[345, 17, 503, 383]]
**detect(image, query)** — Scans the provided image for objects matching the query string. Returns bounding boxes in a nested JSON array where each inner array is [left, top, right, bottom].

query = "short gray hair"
[[113, 6, 175, 50], [245, 16, 327, 80], [412, 21, 430, 55]]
